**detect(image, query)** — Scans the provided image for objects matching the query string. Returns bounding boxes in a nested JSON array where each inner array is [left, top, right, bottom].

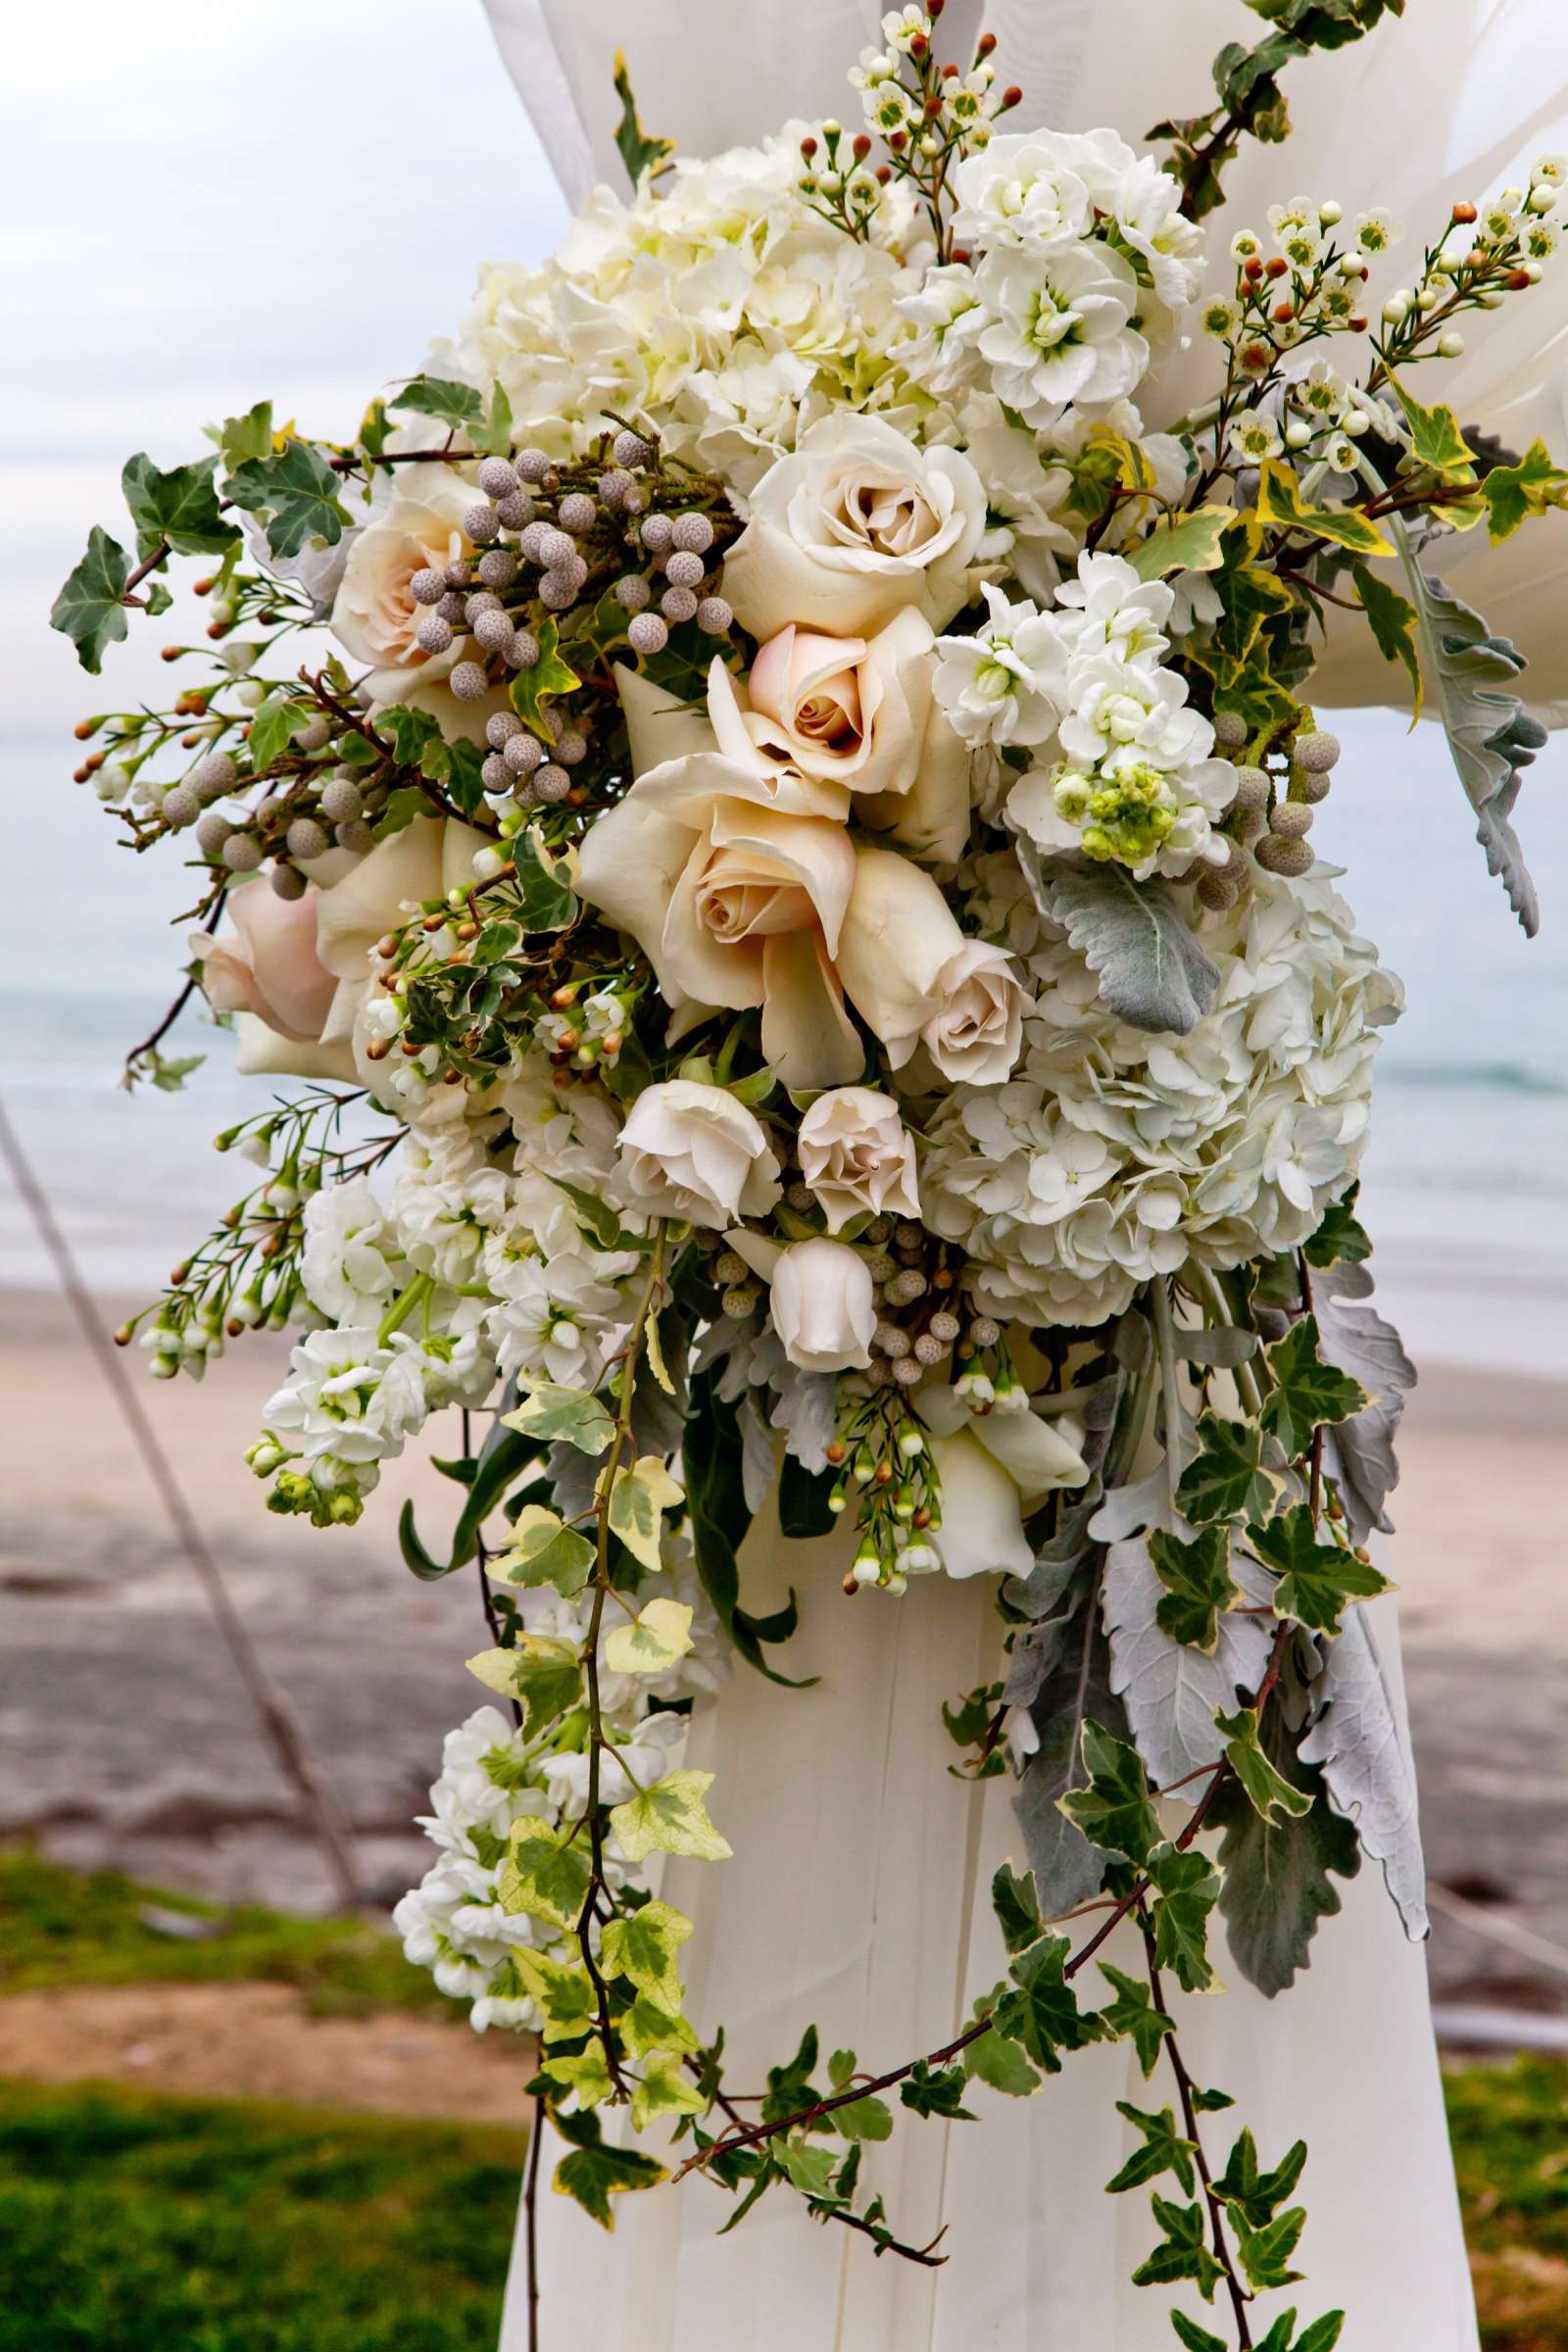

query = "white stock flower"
[[974, 243, 1148, 429], [300, 1177, 402, 1321], [616, 1080, 783, 1227], [797, 1088, 920, 1232], [952, 135, 1093, 252], [933, 584, 1071, 749]]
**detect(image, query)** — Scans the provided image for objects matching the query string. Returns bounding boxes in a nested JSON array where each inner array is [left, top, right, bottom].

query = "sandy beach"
[[1, 1279, 1564, 2013]]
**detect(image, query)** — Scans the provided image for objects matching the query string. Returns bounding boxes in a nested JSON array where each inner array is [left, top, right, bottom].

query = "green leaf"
[[389, 374, 484, 434], [684, 1367, 810, 1686], [218, 401, 274, 470], [1389, 375, 1476, 479], [50, 527, 130, 674], [1019, 850, 1220, 1036], [1482, 435, 1568, 542], [1125, 504, 1235, 579], [992, 1862, 1045, 1955], [605, 1454, 683, 1574], [511, 1948, 597, 2041], [1147, 1525, 1238, 1653], [621, 1991, 699, 2061], [121, 451, 236, 562], [1170, 2318, 1229, 2352], [630, 2052, 706, 2129], [466, 1634, 582, 1740], [994, 1933, 1110, 2073], [474, 380, 514, 460], [1249, 1505, 1391, 1635], [224, 439, 351, 560], [1098, 1964, 1177, 2079], [1302, 1185, 1372, 1270], [1210, 1756, 1360, 1996], [899, 2061, 976, 2120], [246, 692, 311, 777], [1106, 2102, 1199, 2197], [831, 2092, 895, 2142], [604, 1595, 693, 1677], [536, 2039, 615, 2108], [778, 1454, 839, 1540], [779, 2139, 843, 2201], [1147, 1845, 1221, 1993], [612, 47, 675, 189], [1175, 1416, 1283, 1528], [499, 1822, 591, 1932], [1216, 1706, 1313, 1825], [552, 2112, 667, 2229], [1350, 561, 1422, 714], [601, 1898, 693, 2010], [1237, 2204, 1307, 2290], [499, 1502, 596, 1598], [1132, 2194, 1224, 2300], [1256, 460, 1394, 558], [397, 1498, 451, 1581], [1260, 1315, 1367, 1456], [1213, 2123, 1309, 2230], [610, 1769, 732, 1864], [503, 1382, 615, 1456], [961, 2003, 1042, 2098], [509, 614, 580, 730], [1057, 1721, 1161, 1866]]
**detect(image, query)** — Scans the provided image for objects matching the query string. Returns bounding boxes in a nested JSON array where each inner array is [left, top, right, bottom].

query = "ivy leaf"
[[224, 440, 351, 560], [1212, 2126, 1308, 2232], [511, 1948, 597, 2042], [1350, 561, 1422, 714], [1302, 1185, 1371, 1270], [218, 400, 274, 470], [466, 1634, 582, 1740], [610, 1769, 732, 1864], [389, 374, 484, 434], [1171, 2319, 1229, 2352], [1391, 535, 1544, 935], [121, 451, 236, 562], [604, 1454, 683, 1574], [960, 1999, 1042, 2098], [1057, 1720, 1161, 1866], [551, 2111, 667, 2230], [991, 1862, 1044, 1956], [246, 692, 312, 777], [498, 1822, 591, 1932], [1020, 850, 1220, 1035], [600, 1898, 693, 2010], [1132, 2195, 1224, 2300], [1249, 1506, 1391, 1636], [604, 1596, 694, 1677], [1125, 504, 1235, 580], [779, 2139, 843, 2201], [1097, 1963, 1176, 2079], [50, 527, 130, 674], [536, 2039, 615, 2108], [499, 1502, 596, 1598], [1175, 1416, 1283, 1528], [1215, 1706, 1313, 1825], [1106, 2102, 1199, 2197], [629, 2052, 706, 2130], [509, 614, 580, 730], [1260, 1315, 1367, 1456], [899, 2061, 976, 2120], [994, 1932, 1110, 2073], [509, 826, 579, 930], [1256, 459, 1394, 557], [621, 1992, 698, 2061], [503, 1382, 614, 1456], [1482, 434, 1568, 542], [1389, 375, 1476, 479], [612, 47, 676, 189], [474, 380, 514, 460], [1147, 1845, 1221, 1993], [831, 2092, 896, 2142], [1146, 1525, 1238, 1654]]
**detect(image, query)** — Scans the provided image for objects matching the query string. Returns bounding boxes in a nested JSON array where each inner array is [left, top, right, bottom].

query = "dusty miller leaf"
[[1102, 1536, 1275, 1788], [1209, 1747, 1361, 1998], [1313, 1261, 1415, 1543], [1018, 849, 1221, 1034], [1298, 1609, 1428, 1938], [1013, 1606, 1127, 1915]]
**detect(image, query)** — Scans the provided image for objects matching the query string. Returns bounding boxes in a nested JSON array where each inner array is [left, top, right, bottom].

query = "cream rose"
[[615, 1081, 782, 1227], [797, 1088, 920, 1233], [721, 415, 987, 642], [834, 850, 1025, 1087], [198, 883, 337, 1044], [918, 1383, 1090, 1579], [768, 1239, 876, 1372]]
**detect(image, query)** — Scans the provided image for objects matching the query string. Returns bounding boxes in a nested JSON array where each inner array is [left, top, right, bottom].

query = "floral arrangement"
[[55, 0, 1564, 2339]]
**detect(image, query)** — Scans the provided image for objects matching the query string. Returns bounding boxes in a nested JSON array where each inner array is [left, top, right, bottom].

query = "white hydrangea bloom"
[[921, 869, 1402, 1327]]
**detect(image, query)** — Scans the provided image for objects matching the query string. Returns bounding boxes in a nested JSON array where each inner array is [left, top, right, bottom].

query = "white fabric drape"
[[478, 0, 1568, 709], [499, 1529, 1476, 2350]]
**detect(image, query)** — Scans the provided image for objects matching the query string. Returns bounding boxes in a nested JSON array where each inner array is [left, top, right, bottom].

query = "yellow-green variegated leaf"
[[499, 1503, 596, 1598], [604, 1598, 694, 1678], [512, 1949, 599, 2042], [605, 1455, 683, 1574], [538, 2039, 617, 2108], [1125, 504, 1234, 580], [1389, 374, 1476, 478], [466, 1635, 582, 1740], [611, 1769, 732, 1864], [1482, 436, 1568, 542], [600, 1899, 693, 2009], [629, 2052, 706, 2129], [1256, 461, 1393, 559], [499, 1822, 591, 1932]]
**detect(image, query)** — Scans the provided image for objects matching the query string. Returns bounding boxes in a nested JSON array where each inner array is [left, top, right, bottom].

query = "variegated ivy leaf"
[[466, 1634, 581, 1740], [1248, 1508, 1392, 1637], [552, 2113, 667, 2230], [994, 1932, 1111, 2073], [1125, 503, 1234, 580], [1147, 1525, 1238, 1653], [1097, 1963, 1176, 2079], [1215, 1705, 1313, 1826], [499, 1821, 591, 1932], [1056, 1721, 1161, 1868], [604, 1596, 694, 1677], [629, 2053, 706, 2130], [1256, 458, 1394, 558], [604, 1454, 683, 1573], [499, 1503, 596, 1598], [1146, 1844, 1221, 1994], [610, 1768, 732, 1864], [503, 1382, 614, 1455], [223, 438, 351, 559], [620, 1993, 699, 2062], [1175, 1415, 1285, 1528], [599, 1898, 693, 2010], [511, 1948, 597, 2042], [1260, 1315, 1367, 1458], [537, 2039, 616, 2109], [1105, 2101, 1199, 2197]]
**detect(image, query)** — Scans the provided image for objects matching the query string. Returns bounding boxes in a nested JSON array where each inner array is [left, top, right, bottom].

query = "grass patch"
[[0, 1845, 437, 2016], [1448, 2055, 1568, 2350], [0, 2080, 524, 2351]]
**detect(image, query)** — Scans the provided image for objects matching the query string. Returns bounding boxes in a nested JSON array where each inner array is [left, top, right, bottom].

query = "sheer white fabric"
[[499, 1531, 1476, 2349], [479, 0, 1568, 709]]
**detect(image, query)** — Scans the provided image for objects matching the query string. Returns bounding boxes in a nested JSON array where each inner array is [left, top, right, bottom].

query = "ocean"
[[5, 706, 1564, 1378]]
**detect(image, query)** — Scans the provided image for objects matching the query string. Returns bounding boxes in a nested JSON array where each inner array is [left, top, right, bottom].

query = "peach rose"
[[797, 1088, 920, 1233], [835, 850, 1025, 1087], [615, 1081, 782, 1227], [198, 884, 337, 1043]]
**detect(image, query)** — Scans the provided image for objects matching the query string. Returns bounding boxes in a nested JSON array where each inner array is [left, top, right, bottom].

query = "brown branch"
[[122, 887, 227, 1073]]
